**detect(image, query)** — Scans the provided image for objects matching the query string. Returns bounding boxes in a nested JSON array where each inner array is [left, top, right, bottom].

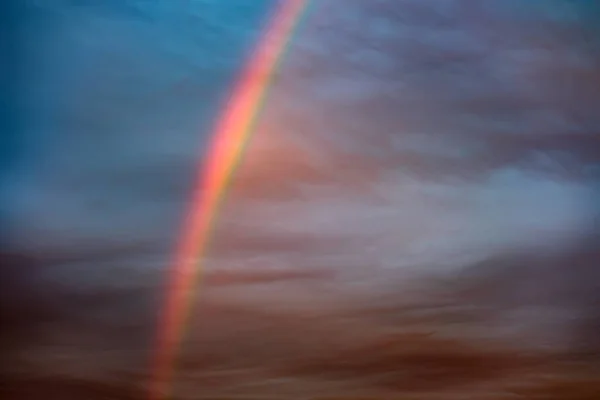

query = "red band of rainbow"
[[148, 1, 311, 399]]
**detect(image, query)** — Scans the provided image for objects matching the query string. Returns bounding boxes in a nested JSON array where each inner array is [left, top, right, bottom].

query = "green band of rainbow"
[[148, 1, 311, 399]]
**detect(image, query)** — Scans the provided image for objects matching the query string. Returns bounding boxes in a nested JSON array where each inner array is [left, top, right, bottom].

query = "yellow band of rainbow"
[[148, 1, 311, 399]]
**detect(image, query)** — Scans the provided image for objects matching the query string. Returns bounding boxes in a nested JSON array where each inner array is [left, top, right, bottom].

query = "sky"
[[3, 0, 599, 290]]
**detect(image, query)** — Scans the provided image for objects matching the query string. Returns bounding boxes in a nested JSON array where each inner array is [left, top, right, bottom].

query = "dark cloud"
[[2, 2, 600, 397]]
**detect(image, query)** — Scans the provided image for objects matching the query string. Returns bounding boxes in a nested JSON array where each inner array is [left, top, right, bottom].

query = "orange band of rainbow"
[[148, 1, 311, 399]]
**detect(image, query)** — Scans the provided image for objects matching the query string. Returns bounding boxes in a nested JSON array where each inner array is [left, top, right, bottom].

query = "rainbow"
[[148, 1, 312, 399]]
